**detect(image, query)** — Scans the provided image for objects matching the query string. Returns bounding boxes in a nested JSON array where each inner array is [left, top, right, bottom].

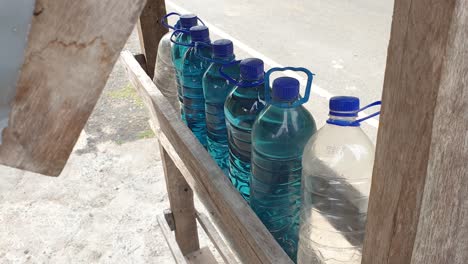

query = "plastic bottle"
[[154, 14, 180, 109], [251, 68, 317, 262], [297, 97, 381, 264], [170, 14, 200, 122], [202, 39, 237, 174], [181, 25, 212, 147], [222, 58, 266, 202]]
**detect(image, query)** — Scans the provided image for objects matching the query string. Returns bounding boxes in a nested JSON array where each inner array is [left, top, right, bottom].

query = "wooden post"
[[159, 143, 200, 255], [362, 0, 468, 263], [137, 0, 168, 79], [0, 0, 147, 176]]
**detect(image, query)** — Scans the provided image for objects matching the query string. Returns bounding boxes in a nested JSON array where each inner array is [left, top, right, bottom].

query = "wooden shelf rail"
[[120, 50, 293, 264]]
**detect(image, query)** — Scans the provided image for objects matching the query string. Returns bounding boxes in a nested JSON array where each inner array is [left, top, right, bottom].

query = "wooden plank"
[[157, 215, 189, 264], [362, 0, 468, 263], [186, 247, 218, 264], [0, 0, 147, 176], [196, 212, 239, 264], [137, 0, 168, 79], [410, 1, 468, 263], [159, 142, 200, 254], [120, 51, 292, 264]]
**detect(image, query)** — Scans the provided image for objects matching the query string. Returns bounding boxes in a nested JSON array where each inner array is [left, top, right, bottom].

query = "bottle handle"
[[219, 60, 241, 85], [350, 101, 382, 126], [193, 42, 218, 63], [161, 12, 181, 30], [264, 67, 315, 108], [161, 13, 205, 30], [197, 18, 206, 26], [219, 60, 265, 88], [170, 29, 194, 47]]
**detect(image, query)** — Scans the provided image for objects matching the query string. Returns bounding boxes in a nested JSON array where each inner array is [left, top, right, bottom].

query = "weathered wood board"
[[157, 215, 188, 264], [196, 212, 239, 264], [0, 0, 147, 176], [362, 0, 468, 263], [159, 143, 200, 254]]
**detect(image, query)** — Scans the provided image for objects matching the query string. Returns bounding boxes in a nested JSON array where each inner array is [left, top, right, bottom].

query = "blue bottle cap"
[[212, 39, 234, 58], [179, 14, 198, 29], [329, 96, 360, 116], [190, 25, 210, 42], [272, 77, 300, 101], [240, 58, 264, 80]]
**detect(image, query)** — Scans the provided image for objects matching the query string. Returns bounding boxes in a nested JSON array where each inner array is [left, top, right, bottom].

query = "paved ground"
[[0, 30, 178, 263], [0, 1, 394, 263]]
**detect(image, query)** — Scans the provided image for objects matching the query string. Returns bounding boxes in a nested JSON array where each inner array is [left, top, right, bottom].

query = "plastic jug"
[[251, 67, 317, 262], [298, 97, 381, 264], [222, 58, 266, 202], [169, 14, 201, 122], [173, 25, 212, 147], [154, 13, 181, 109], [202, 39, 237, 174]]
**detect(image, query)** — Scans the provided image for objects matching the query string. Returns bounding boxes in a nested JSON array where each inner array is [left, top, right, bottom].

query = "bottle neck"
[[271, 96, 299, 108], [180, 26, 193, 31], [237, 79, 264, 90], [194, 42, 211, 54], [194, 41, 210, 48], [213, 54, 235, 63], [327, 114, 359, 127]]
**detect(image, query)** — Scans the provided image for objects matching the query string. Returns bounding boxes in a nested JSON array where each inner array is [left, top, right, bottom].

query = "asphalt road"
[[167, 0, 394, 141]]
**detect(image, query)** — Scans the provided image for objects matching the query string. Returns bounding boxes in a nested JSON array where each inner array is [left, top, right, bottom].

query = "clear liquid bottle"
[[203, 39, 237, 174], [181, 25, 211, 147], [223, 58, 266, 202], [154, 15, 180, 109], [170, 14, 200, 122], [298, 97, 381, 264], [251, 68, 317, 262]]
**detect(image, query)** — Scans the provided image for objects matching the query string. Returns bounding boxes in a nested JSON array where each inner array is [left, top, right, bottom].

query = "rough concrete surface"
[[0, 30, 177, 263]]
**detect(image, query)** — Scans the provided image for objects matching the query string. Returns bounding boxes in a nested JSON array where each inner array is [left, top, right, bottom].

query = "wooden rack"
[[0, 0, 465, 263], [126, 0, 468, 263]]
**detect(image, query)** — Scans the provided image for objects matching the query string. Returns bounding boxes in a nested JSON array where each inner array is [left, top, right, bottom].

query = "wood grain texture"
[[137, 0, 168, 79], [120, 51, 293, 264], [362, 0, 468, 263], [0, 0, 147, 176], [157, 215, 189, 264], [196, 212, 239, 264], [159, 143, 200, 255], [411, 1, 468, 263], [185, 247, 218, 264]]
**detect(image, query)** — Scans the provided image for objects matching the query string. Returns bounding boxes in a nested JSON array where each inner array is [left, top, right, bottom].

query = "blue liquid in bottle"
[[171, 14, 199, 122], [203, 39, 237, 174], [223, 58, 266, 201], [182, 25, 211, 147], [251, 71, 317, 262]]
